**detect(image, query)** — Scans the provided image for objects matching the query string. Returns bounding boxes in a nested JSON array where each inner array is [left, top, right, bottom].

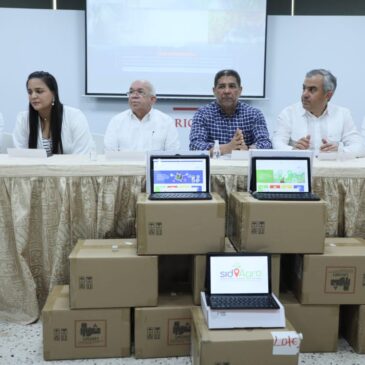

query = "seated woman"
[[13, 71, 92, 156]]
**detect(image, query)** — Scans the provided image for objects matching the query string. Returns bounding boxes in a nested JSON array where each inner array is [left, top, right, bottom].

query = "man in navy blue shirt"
[[189, 69, 272, 155]]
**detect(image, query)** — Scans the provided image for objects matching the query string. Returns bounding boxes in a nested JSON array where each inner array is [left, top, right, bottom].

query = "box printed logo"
[[75, 320, 106, 347], [79, 276, 93, 289], [148, 222, 163, 235], [325, 266, 356, 294], [251, 221, 265, 234], [147, 326, 160, 340], [53, 328, 68, 342], [168, 319, 191, 345]]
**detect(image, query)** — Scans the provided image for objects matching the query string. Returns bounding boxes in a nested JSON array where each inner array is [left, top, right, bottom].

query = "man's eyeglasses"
[[126, 89, 149, 97]]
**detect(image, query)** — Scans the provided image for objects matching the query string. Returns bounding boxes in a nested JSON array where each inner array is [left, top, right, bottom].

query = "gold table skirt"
[[1, 156, 365, 323]]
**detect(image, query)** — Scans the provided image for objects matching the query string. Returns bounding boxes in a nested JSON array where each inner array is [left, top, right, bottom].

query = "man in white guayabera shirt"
[[272, 69, 364, 157], [104, 80, 180, 152]]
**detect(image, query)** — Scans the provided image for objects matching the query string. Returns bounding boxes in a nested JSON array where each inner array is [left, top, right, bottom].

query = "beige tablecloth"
[[0, 155, 364, 323]]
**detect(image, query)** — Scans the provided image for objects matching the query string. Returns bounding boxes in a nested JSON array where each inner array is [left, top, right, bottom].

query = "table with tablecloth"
[[0, 155, 364, 323]]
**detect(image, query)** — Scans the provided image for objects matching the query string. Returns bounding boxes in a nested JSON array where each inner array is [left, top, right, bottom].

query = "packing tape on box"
[[72, 241, 136, 256]]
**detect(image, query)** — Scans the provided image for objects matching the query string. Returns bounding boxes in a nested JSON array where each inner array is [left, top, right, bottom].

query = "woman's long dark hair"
[[27, 71, 64, 154]]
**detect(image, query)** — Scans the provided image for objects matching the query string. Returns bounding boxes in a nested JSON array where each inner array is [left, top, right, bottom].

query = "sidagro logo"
[[219, 265, 262, 279]]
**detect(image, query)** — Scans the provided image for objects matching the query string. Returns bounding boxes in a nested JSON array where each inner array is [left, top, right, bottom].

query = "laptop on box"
[[149, 154, 212, 200], [205, 252, 279, 310], [249, 156, 320, 201]]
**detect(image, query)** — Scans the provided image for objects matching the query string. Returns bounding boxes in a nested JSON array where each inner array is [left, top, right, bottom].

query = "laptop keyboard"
[[209, 295, 279, 310], [149, 192, 212, 200], [252, 192, 320, 201]]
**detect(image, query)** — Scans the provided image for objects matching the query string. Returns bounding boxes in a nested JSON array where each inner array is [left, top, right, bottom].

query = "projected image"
[[255, 159, 309, 193], [86, 0, 267, 97]]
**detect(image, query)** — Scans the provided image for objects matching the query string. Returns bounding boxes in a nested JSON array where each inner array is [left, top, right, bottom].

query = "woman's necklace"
[[40, 115, 50, 138]]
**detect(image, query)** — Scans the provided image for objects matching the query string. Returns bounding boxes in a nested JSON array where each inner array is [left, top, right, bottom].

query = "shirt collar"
[[302, 103, 331, 119], [214, 100, 241, 117], [129, 108, 153, 122]]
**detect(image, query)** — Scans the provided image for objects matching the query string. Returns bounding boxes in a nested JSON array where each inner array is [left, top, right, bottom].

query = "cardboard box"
[[293, 237, 365, 304], [42, 285, 130, 360], [341, 305, 365, 353], [134, 294, 195, 358], [192, 240, 280, 305], [69, 239, 158, 309], [280, 291, 339, 352], [200, 292, 285, 329], [191, 307, 300, 365], [227, 192, 326, 253], [136, 192, 225, 254]]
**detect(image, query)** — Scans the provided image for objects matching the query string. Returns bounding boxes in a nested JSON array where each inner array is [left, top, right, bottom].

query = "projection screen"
[[86, 0, 267, 99]]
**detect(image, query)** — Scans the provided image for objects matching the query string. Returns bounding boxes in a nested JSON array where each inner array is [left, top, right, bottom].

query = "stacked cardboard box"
[[136, 192, 226, 254], [292, 238, 365, 305], [43, 193, 227, 360], [191, 306, 300, 365], [289, 237, 365, 354], [228, 192, 326, 253], [134, 293, 194, 358], [227, 191, 343, 353], [69, 239, 158, 308], [280, 291, 339, 352], [134, 193, 227, 358], [42, 285, 130, 360], [42, 239, 158, 360], [43, 184, 364, 360]]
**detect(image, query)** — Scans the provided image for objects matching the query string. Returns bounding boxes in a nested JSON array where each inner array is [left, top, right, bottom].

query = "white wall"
[[1, 9, 364, 150]]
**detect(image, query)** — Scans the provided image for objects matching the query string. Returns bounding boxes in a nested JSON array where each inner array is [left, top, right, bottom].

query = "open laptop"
[[205, 252, 279, 310], [148, 154, 212, 200], [249, 156, 320, 201]]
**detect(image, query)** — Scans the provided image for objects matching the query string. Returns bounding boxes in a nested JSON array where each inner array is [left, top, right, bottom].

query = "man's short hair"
[[214, 69, 241, 87], [130, 80, 156, 96], [305, 69, 337, 94], [143, 80, 156, 96]]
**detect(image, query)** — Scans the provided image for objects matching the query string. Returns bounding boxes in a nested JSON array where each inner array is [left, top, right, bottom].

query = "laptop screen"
[[150, 155, 210, 193], [250, 157, 311, 193], [208, 254, 270, 295]]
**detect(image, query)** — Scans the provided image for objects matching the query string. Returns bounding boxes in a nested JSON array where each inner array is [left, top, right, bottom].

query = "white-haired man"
[[104, 80, 180, 151]]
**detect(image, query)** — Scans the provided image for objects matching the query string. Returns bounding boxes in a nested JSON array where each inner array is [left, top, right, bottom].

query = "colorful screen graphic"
[[152, 157, 207, 192], [255, 159, 310, 193]]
